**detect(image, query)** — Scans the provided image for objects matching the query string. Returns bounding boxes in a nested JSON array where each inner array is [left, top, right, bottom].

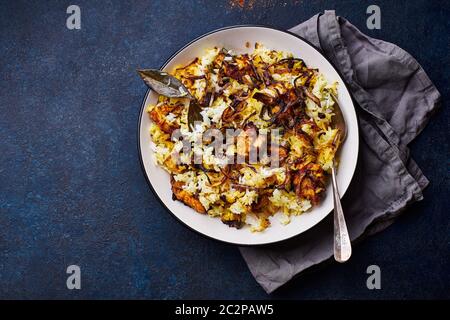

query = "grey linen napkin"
[[239, 10, 441, 294]]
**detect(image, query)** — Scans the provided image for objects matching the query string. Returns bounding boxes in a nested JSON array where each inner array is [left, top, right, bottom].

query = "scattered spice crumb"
[[228, 0, 273, 10], [228, 0, 245, 8]]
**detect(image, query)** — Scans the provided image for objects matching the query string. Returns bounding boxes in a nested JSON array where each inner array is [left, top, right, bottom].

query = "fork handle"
[[331, 164, 352, 263]]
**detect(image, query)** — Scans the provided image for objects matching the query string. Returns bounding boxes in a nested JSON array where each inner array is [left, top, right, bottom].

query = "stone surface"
[[0, 0, 448, 299]]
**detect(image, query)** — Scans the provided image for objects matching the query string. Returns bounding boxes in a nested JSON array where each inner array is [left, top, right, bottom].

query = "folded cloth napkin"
[[240, 10, 441, 294]]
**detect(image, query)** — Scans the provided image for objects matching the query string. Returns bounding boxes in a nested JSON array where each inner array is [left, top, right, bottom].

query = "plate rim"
[[137, 24, 359, 247]]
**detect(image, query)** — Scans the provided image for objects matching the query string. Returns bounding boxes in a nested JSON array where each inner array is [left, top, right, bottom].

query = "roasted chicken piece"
[[221, 211, 244, 228], [292, 163, 325, 205], [163, 156, 186, 174], [251, 194, 277, 215], [149, 103, 183, 134], [236, 123, 257, 158], [171, 179, 206, 214]]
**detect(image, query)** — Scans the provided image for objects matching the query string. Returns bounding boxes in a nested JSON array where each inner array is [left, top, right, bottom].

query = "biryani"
[[147, 43, 340, 232]]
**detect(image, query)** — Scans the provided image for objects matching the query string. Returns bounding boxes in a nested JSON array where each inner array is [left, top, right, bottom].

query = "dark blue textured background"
[[0, 0, 448, 299]]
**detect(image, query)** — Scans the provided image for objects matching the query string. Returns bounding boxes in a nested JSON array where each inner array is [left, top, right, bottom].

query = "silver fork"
[[330, 94, 352, 263]]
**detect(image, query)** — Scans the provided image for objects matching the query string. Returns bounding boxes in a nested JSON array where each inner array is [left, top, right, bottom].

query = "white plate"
[[138, 25, 359, 246]]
